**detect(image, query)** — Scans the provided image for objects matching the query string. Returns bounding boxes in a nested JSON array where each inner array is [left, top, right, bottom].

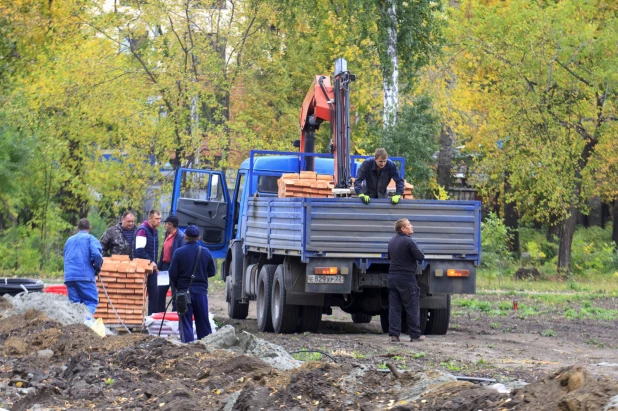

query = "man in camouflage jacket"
[[100, 211, 136, 258]]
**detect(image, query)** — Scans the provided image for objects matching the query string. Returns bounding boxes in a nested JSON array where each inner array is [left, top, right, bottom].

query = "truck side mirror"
[[292, 140, 301, 148]]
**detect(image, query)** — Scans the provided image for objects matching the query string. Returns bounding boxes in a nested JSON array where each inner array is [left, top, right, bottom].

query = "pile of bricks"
[[94, 255, 153, 327], [277, 171, 335, 198], [278, 172, 415, 199], [388, 180, 415, 199]]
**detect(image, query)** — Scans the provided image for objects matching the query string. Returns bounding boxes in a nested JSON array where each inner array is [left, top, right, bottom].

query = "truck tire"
[[297, 306, 321, 333], [425, 295, 451, 335], [226, 276, 249, 320], [271, 264, 299, 334], [351, 313, 372, 323], [379, 310, 409, 334], [256, 264, 277, 332], [380, 311, 389, 333]]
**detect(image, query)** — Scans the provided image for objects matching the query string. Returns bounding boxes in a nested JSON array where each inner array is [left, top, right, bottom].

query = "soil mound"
[[514, 267, 543, 280]]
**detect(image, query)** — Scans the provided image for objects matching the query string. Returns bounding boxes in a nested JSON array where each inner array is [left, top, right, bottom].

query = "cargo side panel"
[[243, 198, 304, 252]]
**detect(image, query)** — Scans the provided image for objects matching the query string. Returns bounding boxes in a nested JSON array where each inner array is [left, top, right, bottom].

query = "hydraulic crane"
[[299, 58, 356, 190]]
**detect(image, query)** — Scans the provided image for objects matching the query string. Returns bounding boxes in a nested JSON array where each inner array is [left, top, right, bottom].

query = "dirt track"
[[209, 287, 618, 382], [1, 289, 618, 410]]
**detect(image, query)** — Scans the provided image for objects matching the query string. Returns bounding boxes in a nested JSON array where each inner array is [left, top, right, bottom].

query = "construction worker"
[[354, 148, 404, 205], [64, 218, 103, 315], [157, 215, 185, 312], [134, 210, 162, 316], [387, 218, 425, 342], [99, 211, 136, 258], [169, 225, 215, 343]]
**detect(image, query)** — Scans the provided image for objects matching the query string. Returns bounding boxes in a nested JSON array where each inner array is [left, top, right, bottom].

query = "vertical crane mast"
[[299, 58, 356, 190]]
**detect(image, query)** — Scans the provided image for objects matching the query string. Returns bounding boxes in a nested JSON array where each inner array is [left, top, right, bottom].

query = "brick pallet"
[[94, 255, 153, 327], [278, 172, 415, 199]]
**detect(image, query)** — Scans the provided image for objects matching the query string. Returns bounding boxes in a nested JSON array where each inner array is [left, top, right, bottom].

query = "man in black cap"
[[169, 225, 216, 342], [157, 215, 186, 312]]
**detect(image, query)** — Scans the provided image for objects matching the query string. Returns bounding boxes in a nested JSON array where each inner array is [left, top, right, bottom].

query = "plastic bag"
[[84, 317, 107, 337]]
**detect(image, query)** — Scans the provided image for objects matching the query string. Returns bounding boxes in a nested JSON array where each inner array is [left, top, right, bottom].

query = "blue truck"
[[170, 150, 482, 334]]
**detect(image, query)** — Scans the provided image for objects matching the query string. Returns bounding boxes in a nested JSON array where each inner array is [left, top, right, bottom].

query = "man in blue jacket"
[[169, 225, 215, 343], [157, 214, 185, 312], [134, 209, 162, 315], [64, 218, 104, 315], [354, 148, 404, 205]]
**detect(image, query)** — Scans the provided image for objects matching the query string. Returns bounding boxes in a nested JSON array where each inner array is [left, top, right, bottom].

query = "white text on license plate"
[[307, 274, 344, 284]]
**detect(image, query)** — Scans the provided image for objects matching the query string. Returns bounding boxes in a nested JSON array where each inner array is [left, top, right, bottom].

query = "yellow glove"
[[359, 194, 370, 204], [391, 195, 401, 205]]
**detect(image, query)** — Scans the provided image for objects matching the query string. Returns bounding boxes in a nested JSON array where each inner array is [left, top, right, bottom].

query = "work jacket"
[[64, 231, 103, 282], [354, 159, 404, 198], [169, 241, 216, 296]]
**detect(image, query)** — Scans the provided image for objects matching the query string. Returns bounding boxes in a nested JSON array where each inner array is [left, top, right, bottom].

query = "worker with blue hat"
[[169, 225, 216, 342]]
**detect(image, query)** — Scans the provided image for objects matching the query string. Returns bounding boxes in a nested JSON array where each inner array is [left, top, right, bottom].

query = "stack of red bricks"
[[388, 180, 415, 199], [277, 171, 335, 198], [94, 255, 153, 326]]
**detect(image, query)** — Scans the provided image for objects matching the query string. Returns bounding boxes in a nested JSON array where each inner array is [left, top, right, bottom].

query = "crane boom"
[[299, 58, 356, 189]]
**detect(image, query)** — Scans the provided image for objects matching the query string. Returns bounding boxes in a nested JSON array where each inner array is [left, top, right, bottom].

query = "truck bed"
[[242, 198, 481, 261]]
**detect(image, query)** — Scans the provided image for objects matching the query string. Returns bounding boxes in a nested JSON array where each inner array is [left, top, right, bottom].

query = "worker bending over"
[[354, 148, 404, 205]]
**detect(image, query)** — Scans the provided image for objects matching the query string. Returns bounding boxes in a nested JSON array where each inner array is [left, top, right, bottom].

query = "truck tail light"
[[447, 269, 470, 277], [314, 267, 338, 275]]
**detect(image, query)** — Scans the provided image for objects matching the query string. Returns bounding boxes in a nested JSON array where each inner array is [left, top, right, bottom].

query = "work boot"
[[390, 335, 400, 343], [410, 335, 426, 342]]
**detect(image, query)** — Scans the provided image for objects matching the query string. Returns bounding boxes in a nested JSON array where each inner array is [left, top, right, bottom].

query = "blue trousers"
[[158, 283, 177, 313], [387, 275, 422, 338], [178, 293, 212, 343], [147, 272, 159, 315], [65, 280, 99, 315]]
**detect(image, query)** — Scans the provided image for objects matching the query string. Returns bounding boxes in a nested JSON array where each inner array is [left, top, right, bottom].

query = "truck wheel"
[[351, 313, 372, 323], [425, 295, 451, 335], [271, 264, 299, 334], [297, 306, 321, 333], [256, 264, 277, 332], [380, 310, 409, 334], [226, 276, 249, 320], [380, 311, 389, 333]]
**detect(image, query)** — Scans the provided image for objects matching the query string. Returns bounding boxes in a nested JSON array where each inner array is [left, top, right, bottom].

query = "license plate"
[[307, 275, 345, 284]]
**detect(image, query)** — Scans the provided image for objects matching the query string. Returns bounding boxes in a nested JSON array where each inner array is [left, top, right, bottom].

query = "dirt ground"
[[1, 289, 618, 410]]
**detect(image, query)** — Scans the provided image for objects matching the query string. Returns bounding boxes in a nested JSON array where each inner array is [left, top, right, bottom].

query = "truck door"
[[170, 168, 231, 259]]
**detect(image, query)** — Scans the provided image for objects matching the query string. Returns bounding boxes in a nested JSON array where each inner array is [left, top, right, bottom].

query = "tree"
[[446, 0, 618, 275]]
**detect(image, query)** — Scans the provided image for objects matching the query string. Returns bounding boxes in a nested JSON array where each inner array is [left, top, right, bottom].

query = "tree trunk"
[[586, 197, 602, 227], [437, 125, 454, 190], [547, 222, 560, 243], [612, 200, 618, 247], [503, 173, 520, 254], [382, 0, 399, 127], [557, 206, 577, 277]]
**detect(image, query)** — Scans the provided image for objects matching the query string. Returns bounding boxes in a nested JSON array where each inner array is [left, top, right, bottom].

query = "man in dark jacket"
[[157, 215, 185, 312], [134, 209, 161, 315], [100, 211, 136, 258], [354, 148, 404, 205], [387, 218, 425, 342], [169, 225, 215, 343]]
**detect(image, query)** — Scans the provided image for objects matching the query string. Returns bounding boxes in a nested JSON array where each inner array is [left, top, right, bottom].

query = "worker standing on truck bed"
[[169, 225, 215, 343], [387, 218, 425, 342], [134, 210, 161, 315], [64, 218, 104, 315], [354, 148, 404, 204], [99, 211, 136, 258]]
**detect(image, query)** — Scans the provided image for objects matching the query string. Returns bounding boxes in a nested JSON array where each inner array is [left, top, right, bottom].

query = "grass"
[[541, 329, 556, 337], [439, 360, 462, 372], [291, 350, 324, 362], [476, 271, 618, 294], [412, 352, 425, 359]]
